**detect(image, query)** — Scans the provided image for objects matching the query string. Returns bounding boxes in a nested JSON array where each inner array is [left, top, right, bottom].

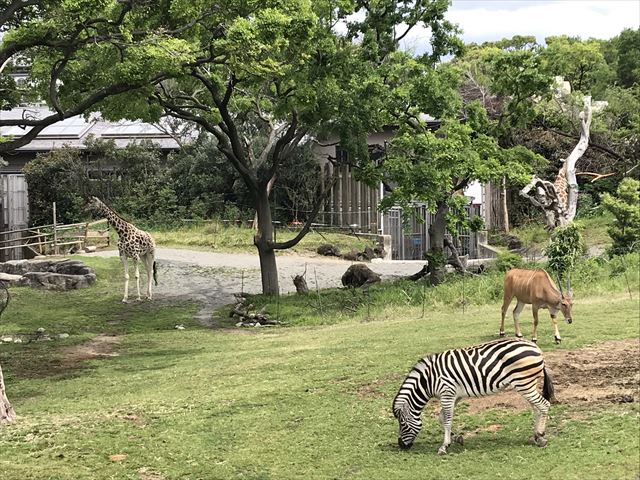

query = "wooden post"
[[502, 175, 510, 233], [83, 222, 89, 251], [52, 202, 58, 255]]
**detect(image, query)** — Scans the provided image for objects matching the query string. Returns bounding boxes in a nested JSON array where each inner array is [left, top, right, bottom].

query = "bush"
[[601, 177, 640, 256], [23, 148, 90, 226], [494, 252, 524, 272]]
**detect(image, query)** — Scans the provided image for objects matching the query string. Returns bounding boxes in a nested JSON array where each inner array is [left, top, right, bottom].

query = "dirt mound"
[[59, 334, 121, 370], [464, 339, 639, 414]]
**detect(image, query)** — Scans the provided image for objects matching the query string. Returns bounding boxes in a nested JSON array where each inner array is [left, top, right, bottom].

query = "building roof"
[[0, 106, 183, 151]]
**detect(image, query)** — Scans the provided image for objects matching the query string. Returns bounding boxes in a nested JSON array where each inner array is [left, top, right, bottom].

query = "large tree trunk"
[[426, 201, 448, 286], [520, 96, 592, 229], [254, 187, 280, 295], [0, 363, 16, 425]]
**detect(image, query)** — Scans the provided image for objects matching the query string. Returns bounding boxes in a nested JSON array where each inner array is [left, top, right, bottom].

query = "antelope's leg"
[[512, 301, 525, 338], [500, 294, 513, 336], [551, 314, 562, 343], [532, 306, 540, 343]]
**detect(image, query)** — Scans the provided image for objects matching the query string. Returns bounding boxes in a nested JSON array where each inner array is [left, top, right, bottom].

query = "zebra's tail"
[[542, 367, 556, 404], [153, 261, 158, 286]]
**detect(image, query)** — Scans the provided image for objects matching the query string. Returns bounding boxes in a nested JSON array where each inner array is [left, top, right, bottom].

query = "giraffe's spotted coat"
[[88, 196, 156, 302]]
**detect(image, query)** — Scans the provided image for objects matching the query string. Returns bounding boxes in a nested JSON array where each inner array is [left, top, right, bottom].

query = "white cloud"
[[447, 0, 639, 44]]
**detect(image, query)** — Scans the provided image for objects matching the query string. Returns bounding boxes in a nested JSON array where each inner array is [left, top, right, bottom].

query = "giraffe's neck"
[[97, 203, 134, 236]]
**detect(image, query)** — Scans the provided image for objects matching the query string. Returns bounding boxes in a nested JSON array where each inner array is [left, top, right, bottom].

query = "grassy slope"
[[0, 257, 638, 480], [145, 222, 376, 255]]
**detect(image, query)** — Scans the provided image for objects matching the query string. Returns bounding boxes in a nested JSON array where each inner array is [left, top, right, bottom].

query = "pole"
[[52, 202, 58, 255]]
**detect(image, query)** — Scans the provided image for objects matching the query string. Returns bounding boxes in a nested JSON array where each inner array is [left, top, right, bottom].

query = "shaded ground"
[[85, 248, 431, 326]]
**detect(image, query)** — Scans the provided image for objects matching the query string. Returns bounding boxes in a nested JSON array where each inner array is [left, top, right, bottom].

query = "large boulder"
[[341, 264, 381, 288], [0, 259, 96, 290]]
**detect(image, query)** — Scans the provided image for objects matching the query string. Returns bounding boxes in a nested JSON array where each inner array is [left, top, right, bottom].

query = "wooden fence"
[[0, 219, 110, 261]]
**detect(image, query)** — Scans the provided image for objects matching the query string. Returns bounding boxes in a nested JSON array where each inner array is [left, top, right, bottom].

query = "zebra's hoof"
[[454, 434, 464, 446], [555, 336, 562, 344], [529, 435, 547, 447], [437, 446, 448, 455]]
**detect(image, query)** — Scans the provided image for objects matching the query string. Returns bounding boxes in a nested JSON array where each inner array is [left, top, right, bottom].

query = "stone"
[[317, 244, 340, 257], [37, 327, 46, 333], [13, 338, 22, 344], [58, 333, 70, 339], [174, 325, 186, 330], [341, 264, 381, 288], [1, 337, 13, 343], [0, 258, 97, 291]]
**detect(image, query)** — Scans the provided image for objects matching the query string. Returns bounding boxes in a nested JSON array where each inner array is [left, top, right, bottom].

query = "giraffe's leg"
[[121, 255, 130, 303], [500, 294, 513, 337], [532, 306, 540, 343], [512, 301, 526, 339], [514, 382, 550, 447], [143, 254, 154, 300], [133, 259, 141, 301], [437, 393, 457, 455]]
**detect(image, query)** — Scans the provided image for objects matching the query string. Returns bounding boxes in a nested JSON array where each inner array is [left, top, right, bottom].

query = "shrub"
[[494, 251, 524, 272], [601, 177, 640, 256]]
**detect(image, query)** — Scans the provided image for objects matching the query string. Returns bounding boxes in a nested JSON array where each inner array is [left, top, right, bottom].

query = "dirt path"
[[85, 248, 428, 324]]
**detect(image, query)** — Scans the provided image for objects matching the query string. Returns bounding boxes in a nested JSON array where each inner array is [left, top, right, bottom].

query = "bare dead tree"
[[520, 96, 593, 229]]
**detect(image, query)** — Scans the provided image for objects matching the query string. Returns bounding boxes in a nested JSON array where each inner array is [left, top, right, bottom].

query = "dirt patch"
[[464, 339, 639, 414], [58, 334, 121, 370]]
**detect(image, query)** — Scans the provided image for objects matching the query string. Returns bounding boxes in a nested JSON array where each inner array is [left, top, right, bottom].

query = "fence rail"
[[0, 218, 110, 260]]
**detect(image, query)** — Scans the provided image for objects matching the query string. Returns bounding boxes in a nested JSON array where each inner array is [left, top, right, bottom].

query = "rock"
[[37, 327, 46, 333], [13, 338, 22, 343], [58, 333, 69, 339], [84, 246, 97, 253], [1, 336, 13, 343], [0, 259, 97, 291], [317, 244, 340, 257], [235, 322, 243, 327], [174, 324, 186, 330], [341, 264, 381, 288], [506, 235, 523, 251], [341, 249, 360, 261]]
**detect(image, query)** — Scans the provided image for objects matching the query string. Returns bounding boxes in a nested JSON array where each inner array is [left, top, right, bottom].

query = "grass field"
[[0, 256, 638, 480], [144, 222, 376, 256]]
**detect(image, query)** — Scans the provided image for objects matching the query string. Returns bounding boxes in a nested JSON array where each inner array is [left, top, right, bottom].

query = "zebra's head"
[[393, 401, 422, 450]]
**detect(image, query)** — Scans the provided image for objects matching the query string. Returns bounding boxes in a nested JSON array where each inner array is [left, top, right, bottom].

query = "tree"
[[83, 0, 462, 295], [601, 178, 640, 256], [0, 284, 15, 427], [0, 0, 199, 154]]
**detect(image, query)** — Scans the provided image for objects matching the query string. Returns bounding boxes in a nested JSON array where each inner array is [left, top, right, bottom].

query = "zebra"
[[392, 337, 555, 454]]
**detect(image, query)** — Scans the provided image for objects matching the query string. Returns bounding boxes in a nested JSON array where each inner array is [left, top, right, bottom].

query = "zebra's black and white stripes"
[[392, 337, 554, 454]]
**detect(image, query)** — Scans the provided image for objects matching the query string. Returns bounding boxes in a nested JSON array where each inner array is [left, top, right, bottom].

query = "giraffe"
[[553, 165, 569, 217], [87, 196, 157, 302]]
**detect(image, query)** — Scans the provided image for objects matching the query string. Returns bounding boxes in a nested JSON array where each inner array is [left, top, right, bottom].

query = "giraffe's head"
[[85, 196, 106, 214]]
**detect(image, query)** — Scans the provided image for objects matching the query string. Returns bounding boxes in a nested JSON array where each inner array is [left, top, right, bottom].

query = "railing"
[[0, 219, 110, 260]]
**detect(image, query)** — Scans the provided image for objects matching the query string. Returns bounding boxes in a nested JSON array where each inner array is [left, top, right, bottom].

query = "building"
[[0, 106, 183, 258]]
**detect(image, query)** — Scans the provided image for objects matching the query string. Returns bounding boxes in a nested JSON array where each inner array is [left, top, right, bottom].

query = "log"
[[0, 364, 15, 426], [293, 274, 309, 294]]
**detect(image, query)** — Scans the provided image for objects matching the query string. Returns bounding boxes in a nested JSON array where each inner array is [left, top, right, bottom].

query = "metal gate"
[[0, 174, 29, 261]]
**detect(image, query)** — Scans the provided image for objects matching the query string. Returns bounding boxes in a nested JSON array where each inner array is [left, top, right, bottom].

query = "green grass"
[[511, 213, 614, 256], [0, 257, 638, 480], [142, 221, 376, 255]]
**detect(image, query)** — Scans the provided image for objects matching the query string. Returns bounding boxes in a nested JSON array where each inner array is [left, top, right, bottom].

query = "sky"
[[400, 0, 639, 52]]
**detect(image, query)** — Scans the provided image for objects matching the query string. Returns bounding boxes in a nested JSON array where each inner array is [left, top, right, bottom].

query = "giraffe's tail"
[[153, 261, 158, 286]]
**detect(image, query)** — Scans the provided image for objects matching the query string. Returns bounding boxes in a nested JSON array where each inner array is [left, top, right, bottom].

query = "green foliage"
[[601, 178, 640, 256], [545, 224, 584, 279], [494, 251, 525, 272], [22, 147, 90, 226], [0, 256, 638, 478]]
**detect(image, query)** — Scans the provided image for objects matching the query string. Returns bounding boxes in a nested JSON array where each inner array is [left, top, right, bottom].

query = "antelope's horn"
[[567, 274, 572, 294], [556, 273, 564, 297]]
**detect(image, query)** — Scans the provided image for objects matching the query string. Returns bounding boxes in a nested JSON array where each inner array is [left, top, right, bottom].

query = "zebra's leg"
[[516, 384, 550, 447], [500, 294, 513, 337], [120, 255, 130, 303], [512, 301, 526, 339], [531, 306, 540, 343], [437, 394, 457, 455]]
